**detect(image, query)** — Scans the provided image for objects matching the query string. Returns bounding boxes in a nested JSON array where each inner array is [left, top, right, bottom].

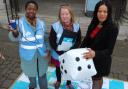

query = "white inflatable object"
[[59, 48, 97, 81]]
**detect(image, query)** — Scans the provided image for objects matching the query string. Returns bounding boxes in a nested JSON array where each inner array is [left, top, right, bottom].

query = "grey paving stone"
[[9, 73, 19, 80], [108, 72, 114, 78], [1, 80, 13, 89], [119, 74, 128, 81], [13, 68, 21, 74], [113, 73, 119, 79]]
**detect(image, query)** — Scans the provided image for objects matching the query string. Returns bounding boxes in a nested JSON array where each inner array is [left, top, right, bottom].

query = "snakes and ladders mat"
[[10, 67, 128, 89]]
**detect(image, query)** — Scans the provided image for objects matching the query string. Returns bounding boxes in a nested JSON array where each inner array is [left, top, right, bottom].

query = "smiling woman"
[[49, 4, 81, 89], [80, 1, 119, 89], [8, 1, 49, 89]]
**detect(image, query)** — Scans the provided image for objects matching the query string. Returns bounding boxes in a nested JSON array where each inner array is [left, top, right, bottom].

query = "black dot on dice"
[[76, 57, 80, 62], [61, 65, 63, 70], [62, 59, 65, 63], [78, 66, 82, 71], [64, 70, 67, 74], [88, 64, 91, 69]]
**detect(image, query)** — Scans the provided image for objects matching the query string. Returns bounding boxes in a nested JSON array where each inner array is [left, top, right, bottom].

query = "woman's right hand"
[[8, 25, 17, 31], [8, 25, 19, 37]]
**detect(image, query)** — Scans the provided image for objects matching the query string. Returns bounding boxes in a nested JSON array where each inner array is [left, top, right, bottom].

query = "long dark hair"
[[90, 0, 112, 27]]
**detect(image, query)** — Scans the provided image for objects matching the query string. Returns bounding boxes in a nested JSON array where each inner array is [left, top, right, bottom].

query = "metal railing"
[[4, 0, 20, 23]]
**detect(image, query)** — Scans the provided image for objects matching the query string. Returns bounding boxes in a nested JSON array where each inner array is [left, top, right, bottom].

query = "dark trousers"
[[56, 66, 71, 85], [28, 74, 48, 89], [92, 77, 103, 89]]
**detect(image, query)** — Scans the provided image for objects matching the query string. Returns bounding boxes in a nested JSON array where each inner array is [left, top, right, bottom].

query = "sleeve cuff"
[[8, 32, 19, 42]]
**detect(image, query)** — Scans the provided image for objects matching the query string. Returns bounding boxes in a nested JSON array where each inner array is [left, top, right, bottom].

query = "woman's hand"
[[45, 50, 51, 60], [83, 48, 95, 60], [8, 25, 19, 37]]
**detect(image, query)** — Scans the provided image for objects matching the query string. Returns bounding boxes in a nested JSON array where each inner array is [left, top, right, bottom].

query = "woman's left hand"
[[83, 48, 95, 60], [45, 50, 51, 60]]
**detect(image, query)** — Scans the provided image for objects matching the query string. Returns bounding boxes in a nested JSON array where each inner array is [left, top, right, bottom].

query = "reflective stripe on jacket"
[[18, 16, 47, 61]]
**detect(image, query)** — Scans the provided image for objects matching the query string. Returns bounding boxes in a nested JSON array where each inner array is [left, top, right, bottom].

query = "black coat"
[[80, 23, 119, 78], [49, 26, 81, 55]]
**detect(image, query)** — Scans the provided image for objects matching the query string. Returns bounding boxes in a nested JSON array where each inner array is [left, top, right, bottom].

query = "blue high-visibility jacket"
[[9, 16, 47, 61]]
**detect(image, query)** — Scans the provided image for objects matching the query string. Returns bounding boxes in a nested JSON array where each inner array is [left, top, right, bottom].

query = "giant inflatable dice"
[[59, 48, 97, 81]]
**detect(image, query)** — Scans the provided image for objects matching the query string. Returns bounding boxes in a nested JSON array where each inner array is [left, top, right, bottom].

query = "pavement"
[[0, 0, 128, 89]]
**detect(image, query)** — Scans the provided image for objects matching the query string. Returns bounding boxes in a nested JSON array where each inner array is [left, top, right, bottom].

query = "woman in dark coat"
[[80, 1, 119, 89]]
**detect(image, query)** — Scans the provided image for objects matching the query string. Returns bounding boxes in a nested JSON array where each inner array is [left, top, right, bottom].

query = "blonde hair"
[[58, 4, 75, 24]]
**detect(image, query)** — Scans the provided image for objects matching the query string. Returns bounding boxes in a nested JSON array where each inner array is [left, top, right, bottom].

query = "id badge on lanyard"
[[57, 37, 73, 51], [57, 29, 76, 51]]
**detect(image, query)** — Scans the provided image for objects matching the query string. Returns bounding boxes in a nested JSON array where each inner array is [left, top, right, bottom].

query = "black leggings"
[[92, 77, 103, 89], [56, 66, 71, 85]]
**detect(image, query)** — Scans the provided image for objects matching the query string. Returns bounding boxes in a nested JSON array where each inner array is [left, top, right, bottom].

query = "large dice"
[[59, 48, 97, 81]]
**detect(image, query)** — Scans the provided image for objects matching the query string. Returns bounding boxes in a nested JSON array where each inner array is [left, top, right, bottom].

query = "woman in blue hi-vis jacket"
[[8, 1, 49, 89]]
